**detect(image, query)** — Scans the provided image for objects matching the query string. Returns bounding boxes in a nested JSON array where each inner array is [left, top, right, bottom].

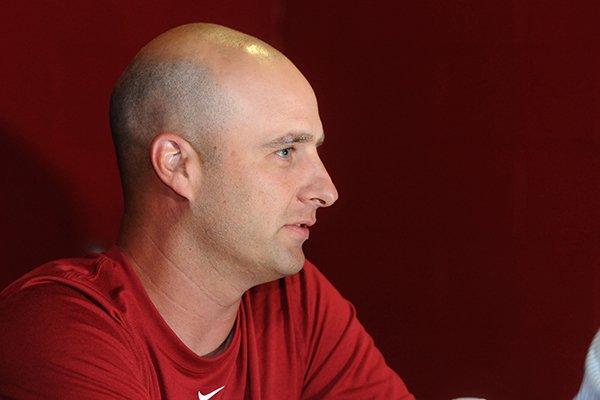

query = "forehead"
[[217, 55, 323, 143]]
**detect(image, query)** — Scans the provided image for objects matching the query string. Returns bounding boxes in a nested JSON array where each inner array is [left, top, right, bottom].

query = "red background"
[[2, 1, 599, 398]]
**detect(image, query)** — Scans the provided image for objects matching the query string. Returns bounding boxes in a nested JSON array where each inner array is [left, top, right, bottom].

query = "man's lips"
[[289, 219, 315, 228], [284, 220, 315, 239], [285, 219, 317, 229]]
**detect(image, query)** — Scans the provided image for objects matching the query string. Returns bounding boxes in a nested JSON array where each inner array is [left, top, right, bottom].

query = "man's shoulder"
[[0, 249, 153, 399], [4, 252, 105, 287], [0, 246, 144, 367], [1, 246, 133, 319]]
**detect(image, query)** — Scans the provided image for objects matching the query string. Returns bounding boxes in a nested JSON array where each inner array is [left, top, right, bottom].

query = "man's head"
[[110, 23, 338, 286], [110, 24, 235, 199]]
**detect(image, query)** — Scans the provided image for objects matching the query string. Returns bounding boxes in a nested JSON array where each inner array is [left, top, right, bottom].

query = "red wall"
[[284, 1, 600, 398], [2, 1, 599, 399]]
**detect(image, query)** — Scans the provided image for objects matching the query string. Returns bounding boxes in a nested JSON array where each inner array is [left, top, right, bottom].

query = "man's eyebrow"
[[263, 132, 325, 148]]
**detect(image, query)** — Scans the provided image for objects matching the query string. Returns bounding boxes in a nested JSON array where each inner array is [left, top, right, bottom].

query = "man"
[[0, 23, 414, 399]]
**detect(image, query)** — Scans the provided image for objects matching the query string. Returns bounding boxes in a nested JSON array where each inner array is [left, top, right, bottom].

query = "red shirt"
[[0, 247, 414, 399]]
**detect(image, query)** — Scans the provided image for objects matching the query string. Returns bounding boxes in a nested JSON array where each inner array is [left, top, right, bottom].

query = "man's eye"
[[276, 148, 293, 158]]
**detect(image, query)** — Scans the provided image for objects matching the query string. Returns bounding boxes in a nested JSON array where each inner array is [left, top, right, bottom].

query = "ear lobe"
[[150, 133, 199, 201]]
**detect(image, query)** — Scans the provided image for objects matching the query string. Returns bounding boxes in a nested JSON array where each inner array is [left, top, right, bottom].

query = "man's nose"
[[302, 157, 339, 208]]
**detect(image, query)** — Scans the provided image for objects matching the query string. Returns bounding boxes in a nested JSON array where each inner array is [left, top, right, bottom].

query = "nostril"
[[311, 197, 327, 206]]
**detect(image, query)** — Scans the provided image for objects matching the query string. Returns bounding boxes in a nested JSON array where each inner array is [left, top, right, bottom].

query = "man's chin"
[[274, 250, 306, 278]]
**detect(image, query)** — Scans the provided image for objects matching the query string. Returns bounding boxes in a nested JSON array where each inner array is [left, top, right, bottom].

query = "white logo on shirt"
[[198, 386, 225, 400]]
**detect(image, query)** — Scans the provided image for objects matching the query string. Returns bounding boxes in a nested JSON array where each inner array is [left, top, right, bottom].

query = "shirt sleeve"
[[298, 262, 416, 400], [0, 282, 151, 400], [575, 329, 600, 400]]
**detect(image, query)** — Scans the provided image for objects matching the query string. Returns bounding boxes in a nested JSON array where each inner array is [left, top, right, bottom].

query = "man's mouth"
[[285, 223, 311, 240]]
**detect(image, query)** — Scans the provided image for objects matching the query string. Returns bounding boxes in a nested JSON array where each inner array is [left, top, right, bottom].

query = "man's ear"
[[150, 133, 200, 201]]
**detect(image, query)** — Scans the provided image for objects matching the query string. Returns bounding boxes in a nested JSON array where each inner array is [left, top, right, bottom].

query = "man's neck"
[[118, 222, 243, 357]]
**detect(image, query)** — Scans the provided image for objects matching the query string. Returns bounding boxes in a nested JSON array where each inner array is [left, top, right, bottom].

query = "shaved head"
[[111, 22, 335, 292], [110, 58, 226, 167], [109, 23, 284, 207]]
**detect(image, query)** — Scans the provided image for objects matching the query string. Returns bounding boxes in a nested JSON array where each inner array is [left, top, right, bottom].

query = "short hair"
[[109, 56, 229, 202]]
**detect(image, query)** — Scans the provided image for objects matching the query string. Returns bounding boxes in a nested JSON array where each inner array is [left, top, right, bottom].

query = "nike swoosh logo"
[[198, 386, 225, 400]]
